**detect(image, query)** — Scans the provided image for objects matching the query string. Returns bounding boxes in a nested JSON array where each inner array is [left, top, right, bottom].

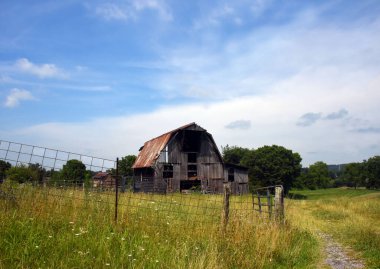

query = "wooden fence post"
[[267, 189, 272, 219], [274, 186, 284, 223], [114, 158, 119, 222], [223, 183, 231, 230], [257, 192, 262, 214]]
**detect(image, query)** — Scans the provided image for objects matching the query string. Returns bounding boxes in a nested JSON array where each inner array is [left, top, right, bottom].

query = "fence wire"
[[0, 139, 115, 172], [0, 139, 284, 229]]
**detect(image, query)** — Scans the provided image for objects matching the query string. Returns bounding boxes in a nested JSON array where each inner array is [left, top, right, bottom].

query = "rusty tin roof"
[[132, 122, 200, 169]]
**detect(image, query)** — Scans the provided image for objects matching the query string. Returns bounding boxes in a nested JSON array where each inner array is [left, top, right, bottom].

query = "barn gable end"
[[132, 123, 248, 194]]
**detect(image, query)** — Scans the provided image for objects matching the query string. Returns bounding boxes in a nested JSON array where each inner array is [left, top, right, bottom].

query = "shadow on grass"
[[287, 193, 308, 200]]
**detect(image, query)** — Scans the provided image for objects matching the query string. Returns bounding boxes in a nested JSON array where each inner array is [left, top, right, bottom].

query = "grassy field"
[[0, 184, 379, 268], [288, 188, 380, 269]]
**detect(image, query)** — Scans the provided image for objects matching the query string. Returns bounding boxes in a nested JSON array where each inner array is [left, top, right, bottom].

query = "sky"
[[1, 0, 380, 166]]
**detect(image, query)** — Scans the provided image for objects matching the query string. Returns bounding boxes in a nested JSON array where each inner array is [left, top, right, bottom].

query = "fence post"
[[114, 158, 119, 222], [274, 186, 284, 223], [267, 189, 272, 219], [223, 183, 231, 230], [257, 192, 262, 214]]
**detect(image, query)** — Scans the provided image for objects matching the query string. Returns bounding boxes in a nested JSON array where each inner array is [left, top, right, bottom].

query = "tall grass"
[[288, 188, 380, 269], [0, 183, 320, 269]]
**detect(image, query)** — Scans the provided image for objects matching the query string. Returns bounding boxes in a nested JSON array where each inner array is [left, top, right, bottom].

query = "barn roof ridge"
[[133, 122, 210, 169], [145, 122, 199, 142]]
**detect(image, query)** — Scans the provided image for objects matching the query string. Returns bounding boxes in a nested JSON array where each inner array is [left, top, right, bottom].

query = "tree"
[[221, 145, 251, 165], [343, 162, 365, 189], [0, 160, 11, 182], [6, 165, 39, 184], [241, 145, 302, 194], [118, 155, 137, 177], [308, 161, 331, 189], [60, 159, 86, 186], [365, 156, 380, 189], [28, 163, 46, 185]]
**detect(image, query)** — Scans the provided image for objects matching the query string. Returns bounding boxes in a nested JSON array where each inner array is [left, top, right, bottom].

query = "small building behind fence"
[[132, 122, 249, 194], [93, 172, 115, 189]]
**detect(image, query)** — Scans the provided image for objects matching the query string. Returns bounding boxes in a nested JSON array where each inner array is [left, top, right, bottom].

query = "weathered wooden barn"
[[93, 172, 115, 189], [132, 123, 249, 194]]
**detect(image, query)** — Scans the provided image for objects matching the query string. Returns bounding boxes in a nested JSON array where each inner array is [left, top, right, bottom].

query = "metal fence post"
[[114, 158, 119, 222]]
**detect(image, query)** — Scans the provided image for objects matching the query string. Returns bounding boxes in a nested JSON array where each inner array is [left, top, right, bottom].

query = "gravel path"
[[318, 232, 365, 269]]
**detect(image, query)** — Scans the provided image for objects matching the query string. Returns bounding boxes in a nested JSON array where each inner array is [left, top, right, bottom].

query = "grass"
[[288, 188, 380, 269], [0, 183, 320, 269]]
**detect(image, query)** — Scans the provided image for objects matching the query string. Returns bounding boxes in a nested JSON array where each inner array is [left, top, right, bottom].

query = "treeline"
[[0, 160, 93, 187], [293, 157, 380, 190], [222, 145, 380, 191], [0, 155, 137, 187]]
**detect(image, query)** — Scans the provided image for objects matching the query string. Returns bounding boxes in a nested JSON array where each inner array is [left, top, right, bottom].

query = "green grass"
[[288, 188, 380, 269], [289, 187, 379, 200], [0, 184, 320, 269]]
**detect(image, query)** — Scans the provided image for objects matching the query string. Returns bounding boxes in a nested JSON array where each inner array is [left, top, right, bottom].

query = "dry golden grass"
[[0, 183, 320, 268]]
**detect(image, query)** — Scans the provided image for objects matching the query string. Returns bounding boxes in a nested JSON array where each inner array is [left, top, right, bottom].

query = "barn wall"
[[162, 130, 225, 192]]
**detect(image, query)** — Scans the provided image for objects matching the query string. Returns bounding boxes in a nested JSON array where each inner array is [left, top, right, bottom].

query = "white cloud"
[[4, 88, 36, 108], [157, 9, 380, 101], [132, 0, 172, 21], [14, 58, 66, 79], [5, 69, 380, 166], [225, 120, 251, 130], [95, 3, 132, 21], [93, 0, 172, 22]]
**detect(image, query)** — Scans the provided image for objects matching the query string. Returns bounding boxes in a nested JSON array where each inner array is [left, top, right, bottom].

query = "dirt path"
[[318, 232, 365, 269]]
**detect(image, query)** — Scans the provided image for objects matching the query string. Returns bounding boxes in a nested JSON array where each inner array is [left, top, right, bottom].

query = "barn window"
[[163, 164, 173, 178], [188, 164, 197, 178], [188, 152, 197, 163], [158, 145, 169, 163], [228, 167, 235, 182]]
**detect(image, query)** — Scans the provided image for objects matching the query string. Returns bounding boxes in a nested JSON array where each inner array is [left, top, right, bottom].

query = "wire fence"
[[0, 139, 115, 172], [0, 140, 285, 229]]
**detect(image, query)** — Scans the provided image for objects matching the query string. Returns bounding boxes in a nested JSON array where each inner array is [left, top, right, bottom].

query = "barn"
[[92, 172, 115, 189], [132, 123, 249, 194]]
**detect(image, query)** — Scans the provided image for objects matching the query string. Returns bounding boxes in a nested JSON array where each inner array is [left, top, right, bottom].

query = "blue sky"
[[1, 0, 380, 166]]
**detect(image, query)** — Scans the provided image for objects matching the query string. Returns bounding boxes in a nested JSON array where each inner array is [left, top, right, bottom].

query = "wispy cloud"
[[225, 120, 251, 130], [133, 0, 172, 21], [355, 127, 380, 133], [296, 112, 322, 127], [324, 108, 348, 120], [297, 109, 350, 127], [93, 0, 172, 22], [4, 88, 36, 108], [95, 3, 132, 21], [14, 58, 66, 79]]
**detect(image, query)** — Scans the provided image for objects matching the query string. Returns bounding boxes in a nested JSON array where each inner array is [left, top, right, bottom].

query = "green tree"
[[308, 161, 331, 189], [293, 168, 312, 189], [221, 145, 252, 165], [6, 165, 39, 184], [343, 162, 365, 189], [0, 160, 12, 182], [118, 155, 137, 177], [241, 145, 302, 194], [365, 156, 380, 189], [60, 159, 86, 186], [28, 163, 46, 185]]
